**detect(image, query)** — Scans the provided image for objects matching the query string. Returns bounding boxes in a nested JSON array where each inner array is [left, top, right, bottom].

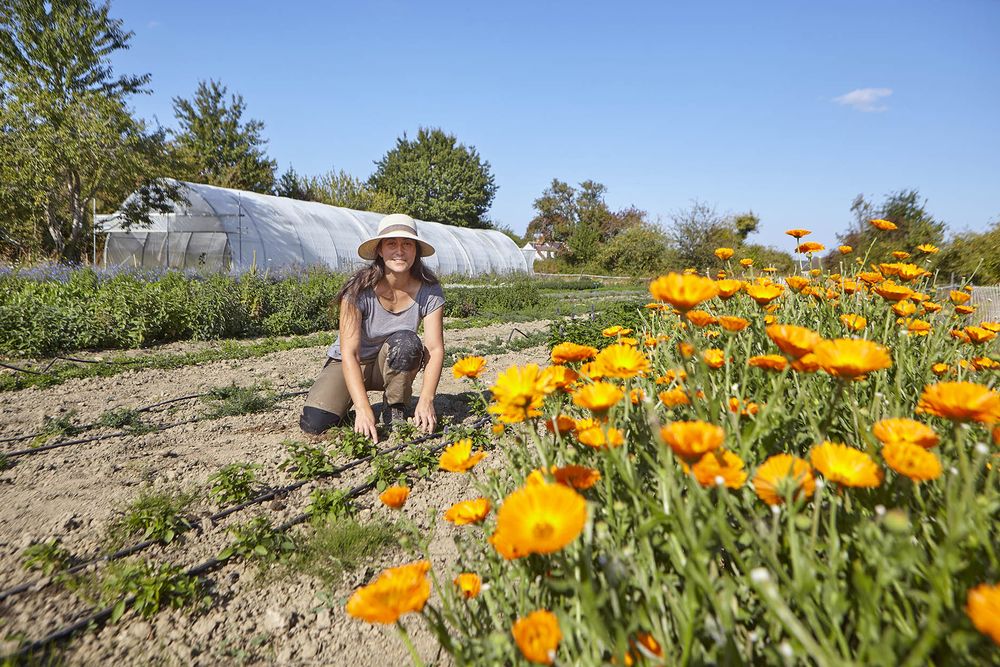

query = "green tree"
[[303, 169, 403, 214], [833, 190, 946, 264], [734, 211, 760, 240], [171, 80, 277, 193], [596, 223, 675, 275], [526, 179, 577, 243], [368, 127, 497, 228], [0, 0, 179, 261], [934, 220, 1000, 285], [667, 201, 741, 270], [275, 166, 310, 201]]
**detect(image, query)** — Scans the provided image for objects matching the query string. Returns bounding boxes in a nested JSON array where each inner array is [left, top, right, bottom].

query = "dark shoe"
[[383, 403, 407, 428]]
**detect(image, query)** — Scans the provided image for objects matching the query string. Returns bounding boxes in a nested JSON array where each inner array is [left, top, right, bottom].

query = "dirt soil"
[[0, 320, 551, 666]]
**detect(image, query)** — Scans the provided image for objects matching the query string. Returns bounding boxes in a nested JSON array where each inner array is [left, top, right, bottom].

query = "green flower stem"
[[396, 620, 426, 667]]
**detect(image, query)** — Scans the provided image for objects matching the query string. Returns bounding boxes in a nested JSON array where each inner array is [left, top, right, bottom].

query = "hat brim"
[[358, 232, 435, 261]]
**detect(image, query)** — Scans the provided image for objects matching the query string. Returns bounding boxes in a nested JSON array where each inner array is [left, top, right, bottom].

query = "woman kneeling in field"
[[299, 214, 445, 442]]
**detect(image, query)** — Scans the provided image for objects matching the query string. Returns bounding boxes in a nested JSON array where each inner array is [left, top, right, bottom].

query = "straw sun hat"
[[357, 213, 436, 261]]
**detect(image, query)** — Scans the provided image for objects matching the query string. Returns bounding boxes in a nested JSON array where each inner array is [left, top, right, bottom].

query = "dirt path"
[[0, 321, 551, 665]]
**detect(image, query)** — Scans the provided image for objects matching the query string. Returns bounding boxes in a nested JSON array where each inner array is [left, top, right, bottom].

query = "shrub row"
[[0, 267, 545, 357]]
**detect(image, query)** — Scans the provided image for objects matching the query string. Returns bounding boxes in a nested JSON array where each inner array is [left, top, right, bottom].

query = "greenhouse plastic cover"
[[101, 180, 532, 276]]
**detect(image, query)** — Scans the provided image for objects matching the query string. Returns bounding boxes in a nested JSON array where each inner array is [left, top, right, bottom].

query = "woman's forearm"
[[418, 348, 445, 403], [341, 355, 373, 416]]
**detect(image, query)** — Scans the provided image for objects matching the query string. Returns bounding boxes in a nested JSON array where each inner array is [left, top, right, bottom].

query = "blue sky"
[[111, 0, 1000, 252]]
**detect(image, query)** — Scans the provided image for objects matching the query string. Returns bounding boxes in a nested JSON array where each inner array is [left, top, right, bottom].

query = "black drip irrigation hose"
[[5, 428, 475, 660], [0, 388, 311, 455], [0, 417, 488, 603]]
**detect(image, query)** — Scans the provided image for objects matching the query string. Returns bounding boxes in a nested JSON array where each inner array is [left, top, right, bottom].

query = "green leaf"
[[110, 599, 127, 624]]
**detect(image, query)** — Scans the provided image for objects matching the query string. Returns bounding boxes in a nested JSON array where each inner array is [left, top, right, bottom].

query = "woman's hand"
[[414, 398, 436, 434], [354, 407, 380, 444]]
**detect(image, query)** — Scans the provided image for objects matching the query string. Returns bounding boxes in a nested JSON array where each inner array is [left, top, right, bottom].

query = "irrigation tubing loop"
[[0, 416, 489, 604], [6, 424, 479, 660]]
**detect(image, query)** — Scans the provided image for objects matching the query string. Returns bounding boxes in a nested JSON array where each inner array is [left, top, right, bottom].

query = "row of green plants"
[[0, 266, 547, 357]]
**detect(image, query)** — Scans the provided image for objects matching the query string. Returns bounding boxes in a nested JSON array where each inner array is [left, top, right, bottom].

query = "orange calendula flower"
[[791, 352, 821, 373], [972, 356, 1000, 370], [572, 381, 624, 413], [715, 279, 743, 299], [740, 258, 754, 267], [594, 344, 650, 378], [629, 387, 646, 405], [686, 309, 717, 327], [965, 326, 997, 344], [452, 356, 486, 379], [512, 609, 562, 664], [810, 442, 883, 488], [916, 243, 939, 254], [576, 423, 625, 448], [766, 324, 821, 358], [729, 397, 760, 416], [714, 247, 734, 260], [813, 338, 892, 378], [796, 241, 825, 254], [840, 313, 867, 331], [488, 364, 555, 423], [689, 449, 747, 488], [870, 218, 898, 231], [753, 454, 816, 505], [702, 348, 726, 369], [444, 497, 491, 525], [345, 560, 431, 624], [917, 381, 1000, 423], [873, 418, 940, 448], [453, 573, 482, 599], [545, 415, 576, 435], [602, 325, 631, 337], [955, 304, 977, 315], [379, 486, 410, 509], [552, 464, 602, 490], [922, 301, 942, 313], [660, 421, 725, 463], [490, 483, 587, 560], [950, 290, 972, 305], [894, 263, 927, 281], [439, 439, 487, 473], [838, 245, 853, 254], [658, 388, 691, 407], [891, 251, 911, 260], [873, 281, 914, 302], [718, 315, 750, 332], [785, 228, 811, 238], [649, 273, 719, 311], [540, 364, 578, 391], [785, 275, 810, 292], [931, 362, 950, 376], [981, 321, 1000, 333], [677, 341, 695, 358], [966, 583, 1000, 645], [882, 441, 942, 482], [551, 342, 598, 365], [893, 300, 917, 317], [749, 354, 788, 372], [745, 283, 784, 305]]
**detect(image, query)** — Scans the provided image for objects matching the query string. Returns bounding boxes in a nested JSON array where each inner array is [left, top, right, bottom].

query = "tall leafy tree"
[[834, 190, 946, 263], [171, 80, 276, 193], [0, 0, 178, 261], [526, 179, 577, 243], [368, 127, 497, 228]]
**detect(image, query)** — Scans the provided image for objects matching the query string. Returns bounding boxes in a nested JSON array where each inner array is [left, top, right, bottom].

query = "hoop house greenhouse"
[[100, 180, 532, 276]]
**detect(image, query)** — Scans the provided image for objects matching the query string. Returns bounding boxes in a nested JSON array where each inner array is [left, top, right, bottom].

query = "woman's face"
[[378, 237, 417, 274]]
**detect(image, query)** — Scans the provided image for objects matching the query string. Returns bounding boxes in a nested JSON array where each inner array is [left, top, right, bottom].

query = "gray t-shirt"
[[327, 282, 445, 362]]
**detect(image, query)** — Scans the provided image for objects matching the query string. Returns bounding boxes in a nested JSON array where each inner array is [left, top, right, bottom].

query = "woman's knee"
[[299, 406, 342, 435], [385, 330, 424, 372]]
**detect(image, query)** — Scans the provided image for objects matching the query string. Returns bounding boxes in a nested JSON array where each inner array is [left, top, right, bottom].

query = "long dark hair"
[[336, 242, 439, 307]]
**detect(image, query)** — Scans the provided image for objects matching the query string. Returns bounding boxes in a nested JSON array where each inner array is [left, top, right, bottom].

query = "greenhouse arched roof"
[[100, 180, 532, 276]]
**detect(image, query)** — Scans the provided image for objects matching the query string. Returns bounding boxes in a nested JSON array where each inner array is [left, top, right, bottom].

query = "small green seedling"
[[99, 560, 206, 622], [21, 538, 73, 576], [399, 444, 437, 480], [107, 488, 195, 548], [96, 407, 155, 434], [219, 517, 296, 566], [367, 453, 405, 492], [31, 410, 80, 447], [305, 488, 353, 523], [202, 384, 278, 418], [208, 463, 261, 505], [332, 428, 376, 459], [277, 440, 337, 479]]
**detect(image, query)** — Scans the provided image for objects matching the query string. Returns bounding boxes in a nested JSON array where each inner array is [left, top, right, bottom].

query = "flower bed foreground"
[[349, 236, 999, 665]]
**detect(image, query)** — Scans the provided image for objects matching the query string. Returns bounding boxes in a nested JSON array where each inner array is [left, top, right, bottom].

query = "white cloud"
[[833, 87, 893, 112]]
